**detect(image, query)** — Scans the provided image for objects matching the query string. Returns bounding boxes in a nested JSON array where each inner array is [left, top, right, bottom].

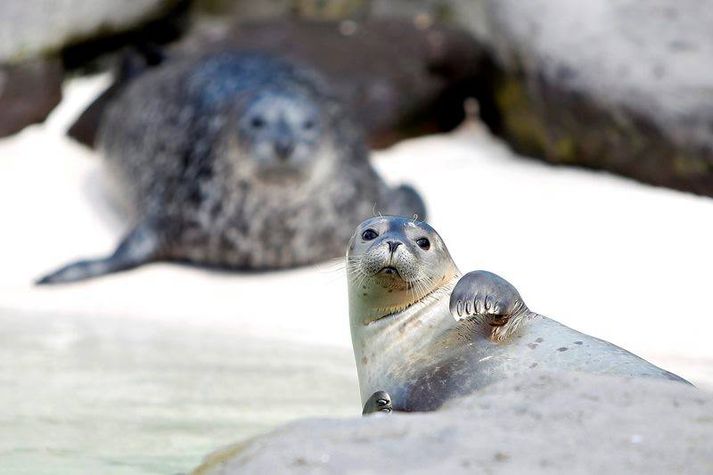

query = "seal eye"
[[303, 119, 315, 130], [416, 237, 430, 250], [251, 116, 266, 129], [361, 229, 378, 241]]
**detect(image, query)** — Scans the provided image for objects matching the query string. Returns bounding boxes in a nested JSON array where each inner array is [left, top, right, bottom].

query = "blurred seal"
[[37, 52, 425, 284], [348, 216, 691, 412]]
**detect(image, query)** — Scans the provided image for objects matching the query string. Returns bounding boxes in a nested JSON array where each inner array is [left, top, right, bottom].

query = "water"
[[0, 310, 359, 474]]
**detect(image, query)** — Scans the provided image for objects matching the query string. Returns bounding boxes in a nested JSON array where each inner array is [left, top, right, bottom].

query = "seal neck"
[[349, 275, 460, 404], [349, 266, 460, 325]]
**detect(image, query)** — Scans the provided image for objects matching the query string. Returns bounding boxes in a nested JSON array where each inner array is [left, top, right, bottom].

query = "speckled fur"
[[38, 53, 424, 283]]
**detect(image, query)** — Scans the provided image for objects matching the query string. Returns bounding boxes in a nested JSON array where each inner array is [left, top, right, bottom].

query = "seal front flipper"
[[36, 222, 163, 285], [362, 391, 393, 416], [449, 270, 530, 342]]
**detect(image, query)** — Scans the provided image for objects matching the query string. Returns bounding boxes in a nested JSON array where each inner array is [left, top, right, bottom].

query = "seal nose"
[[387, 241, 402, 253], [274, 141, 294, 161]]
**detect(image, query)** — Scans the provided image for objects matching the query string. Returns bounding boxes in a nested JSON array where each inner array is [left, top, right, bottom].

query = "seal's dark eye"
[[251, 116, 265, 129], [362, 229, 378, 241], [416, 237, 430, 250], [303, 119, 315, 130]]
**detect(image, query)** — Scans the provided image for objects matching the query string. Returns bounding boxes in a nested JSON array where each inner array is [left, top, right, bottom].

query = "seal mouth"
[[257, 165, 306, 182], [377, 266, 401, 278]]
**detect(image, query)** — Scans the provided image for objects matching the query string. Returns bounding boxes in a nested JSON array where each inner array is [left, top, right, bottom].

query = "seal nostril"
[[387, 241, 402, 253]]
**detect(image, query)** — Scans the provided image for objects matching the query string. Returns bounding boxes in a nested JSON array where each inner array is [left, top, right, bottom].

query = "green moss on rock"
[[494, 75, 549, 157]]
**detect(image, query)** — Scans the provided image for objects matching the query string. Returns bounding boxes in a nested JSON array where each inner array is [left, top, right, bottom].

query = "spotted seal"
[[347, 216, 690, 413], [38, 52, 424, 284]]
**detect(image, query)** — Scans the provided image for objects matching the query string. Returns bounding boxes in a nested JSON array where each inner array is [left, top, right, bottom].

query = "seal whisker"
[[321, 257, 348, 274]]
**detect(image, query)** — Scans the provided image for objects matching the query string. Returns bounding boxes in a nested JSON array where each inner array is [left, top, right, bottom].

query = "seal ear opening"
[[35, 223, 162, 285]]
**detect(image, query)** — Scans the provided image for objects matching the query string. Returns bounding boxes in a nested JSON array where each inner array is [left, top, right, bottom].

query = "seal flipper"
[[449, 270, 530, 342], [36, 223, 163, 285], [362, 391, 393, 416]]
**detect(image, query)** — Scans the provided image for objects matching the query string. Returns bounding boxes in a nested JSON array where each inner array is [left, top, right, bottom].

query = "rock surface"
[[0, 0, 180, 63], [192, 372, 713, 474], [68, 18, 485, 149], [210, 19, 485, 147], [476, 0, 713, 196], [0, 59, 63, 137]]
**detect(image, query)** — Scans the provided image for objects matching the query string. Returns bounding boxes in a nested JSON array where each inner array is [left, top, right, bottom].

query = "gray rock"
[[192, 0, 367, 20], [186, 0, 713, 195], [68, 18, 485, 149], [192, 372, 713, 474], [0, 0, 180, 63], [190, 18, 485, 148], [475, 0, 713, 196], [0, 59, 62, 137]]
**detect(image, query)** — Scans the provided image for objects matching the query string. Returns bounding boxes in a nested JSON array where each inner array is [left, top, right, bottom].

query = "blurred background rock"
[[2, 0, 711, 195]]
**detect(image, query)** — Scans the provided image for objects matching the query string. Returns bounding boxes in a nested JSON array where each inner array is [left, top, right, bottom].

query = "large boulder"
[[475, 0, 713, 196], [68, 18, 486, 149], [0, 0, 185, 138], [0, 0, 181, 63], [192, 372, 713, 474], [0, 59, 62, 137]]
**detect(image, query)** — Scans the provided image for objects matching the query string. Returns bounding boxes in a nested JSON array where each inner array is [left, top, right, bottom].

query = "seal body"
[[348, 216, 690, 412], [38, 53, 425, 284]]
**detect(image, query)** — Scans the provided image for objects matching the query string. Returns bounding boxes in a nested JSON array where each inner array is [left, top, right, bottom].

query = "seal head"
[[227, 91, 327, 183], [347, 215, 459, 325]]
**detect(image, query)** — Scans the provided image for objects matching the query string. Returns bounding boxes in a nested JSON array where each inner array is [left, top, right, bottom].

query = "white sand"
[[1, 75, 712, 474]]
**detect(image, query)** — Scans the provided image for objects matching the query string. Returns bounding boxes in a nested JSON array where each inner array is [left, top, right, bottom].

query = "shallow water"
[[0, 310, 359, 474]]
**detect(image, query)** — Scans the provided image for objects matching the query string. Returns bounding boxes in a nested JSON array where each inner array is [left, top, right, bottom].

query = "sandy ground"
[[1, 75, 712, 474]]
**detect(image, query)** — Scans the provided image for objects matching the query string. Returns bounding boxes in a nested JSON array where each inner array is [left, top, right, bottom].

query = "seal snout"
[[386, 240, 402, 253], [274, 138, 294, 161]]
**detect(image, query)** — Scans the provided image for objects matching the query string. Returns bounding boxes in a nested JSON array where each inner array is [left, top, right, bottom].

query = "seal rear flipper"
[[362, 391, 393, 416], [36, 223, 163, 285]]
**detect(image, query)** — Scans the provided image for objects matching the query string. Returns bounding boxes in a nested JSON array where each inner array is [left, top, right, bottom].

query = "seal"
[[37, 52, 425, 284], [348, 216, 691, 413]]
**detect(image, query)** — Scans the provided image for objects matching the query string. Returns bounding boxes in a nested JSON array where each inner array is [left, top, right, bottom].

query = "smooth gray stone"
[[192, 372, 713, 475], [475, 0, 713, 196], [0, 0, 180, 62]]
